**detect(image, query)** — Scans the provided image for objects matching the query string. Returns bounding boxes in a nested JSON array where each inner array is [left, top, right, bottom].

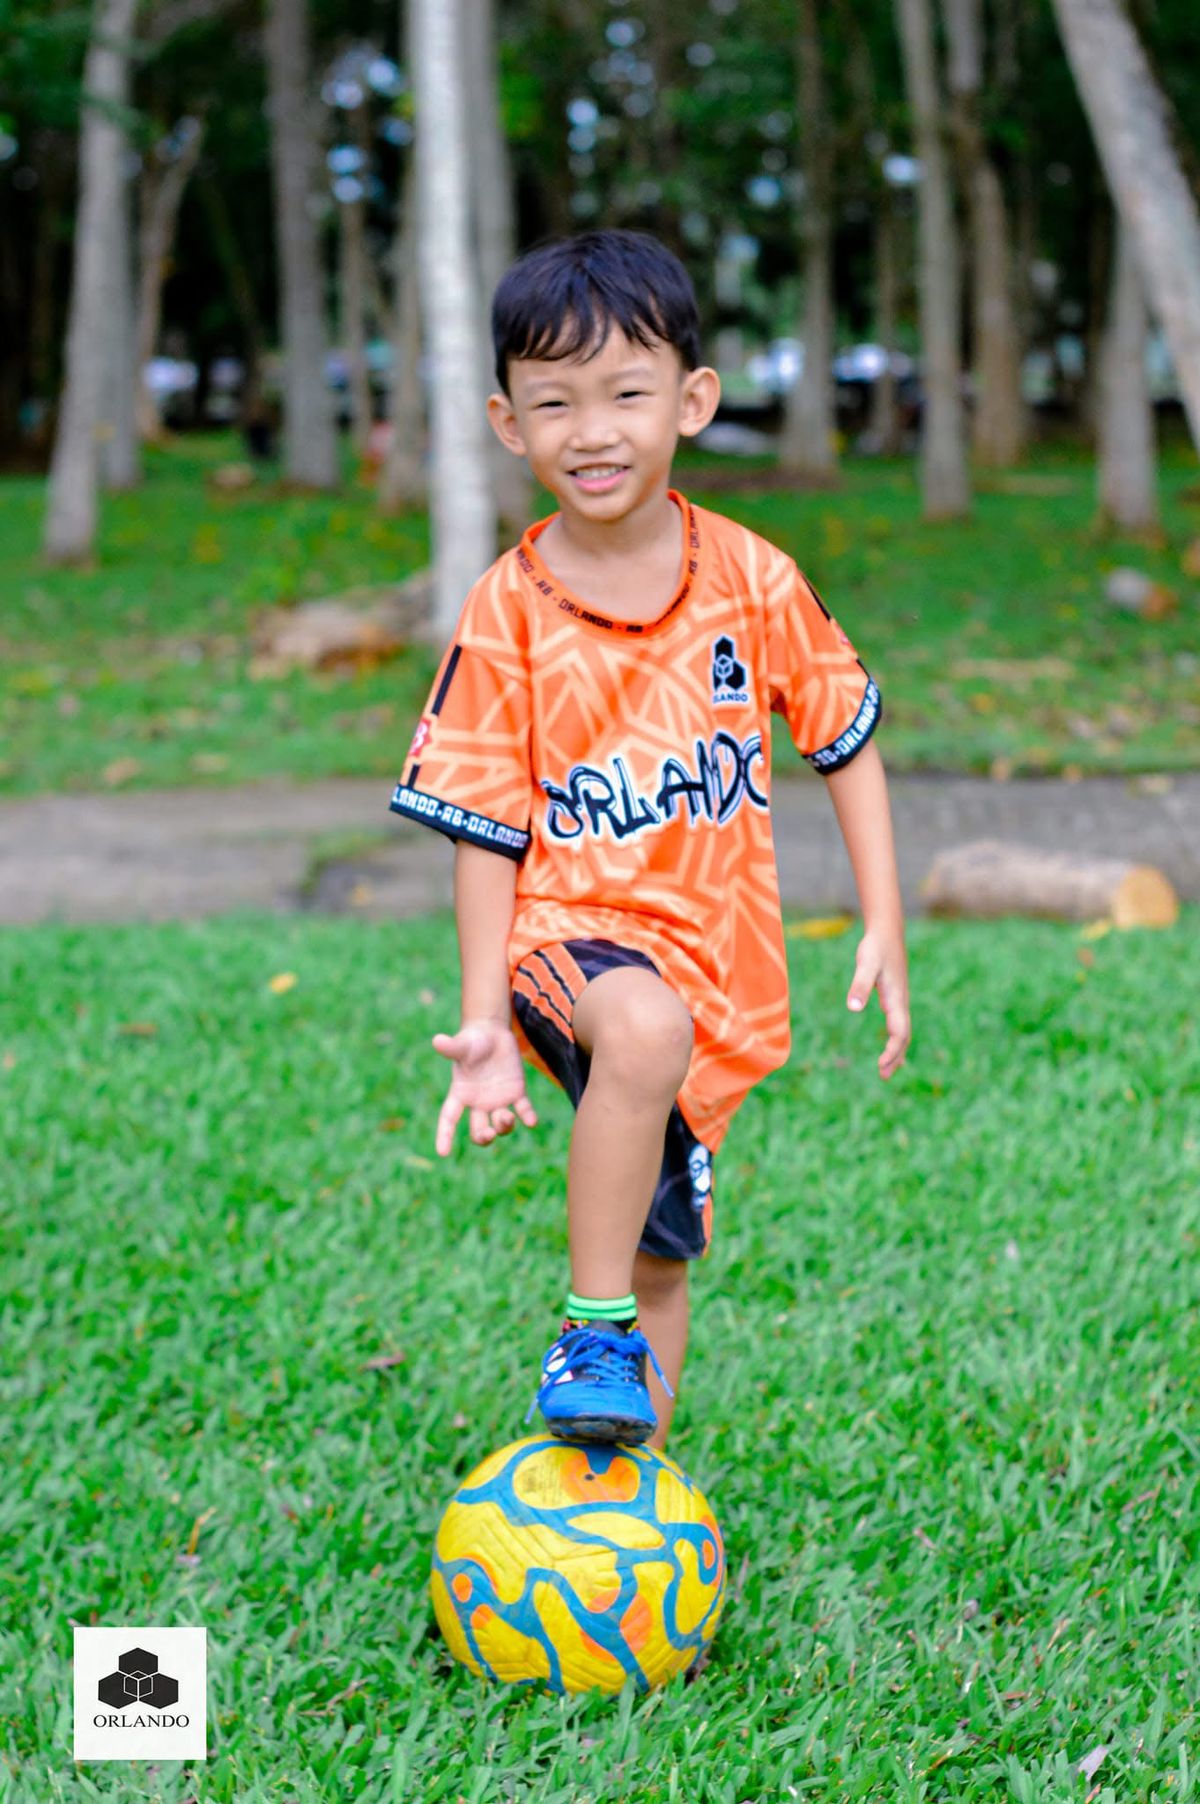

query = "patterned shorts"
[[511, 938, 714, 1263]]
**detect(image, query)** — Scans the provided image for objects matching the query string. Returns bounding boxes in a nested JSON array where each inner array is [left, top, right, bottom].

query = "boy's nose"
[[567, 411, 621, 453]]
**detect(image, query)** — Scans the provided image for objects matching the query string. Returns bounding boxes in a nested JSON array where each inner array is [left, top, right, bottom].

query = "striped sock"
[[565, 1290, 638, 1331]]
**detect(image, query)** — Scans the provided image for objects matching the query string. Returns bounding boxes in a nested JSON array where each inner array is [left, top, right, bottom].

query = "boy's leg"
[[567, 965, 694, 1299], [631, 1249, 689, 1452]]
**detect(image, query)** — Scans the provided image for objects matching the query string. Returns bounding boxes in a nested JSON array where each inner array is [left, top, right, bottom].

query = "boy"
[[390, 229, 910, 1454]]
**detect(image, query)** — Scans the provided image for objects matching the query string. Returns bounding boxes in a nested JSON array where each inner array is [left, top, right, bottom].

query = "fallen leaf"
[[190, 752, 228, 774], [1077, 1745, 1107, 1782], [103, 757, 142, 786], [404, 1152, 434, 1171], [1077, 947, 1095, 968], [451, 1411, 469, 1430], [117, 1021, 158, 1037], [989, 756, 1014, 782], [186, 1506, 217, 1557], [418, 988, 436, 1005], [362, 1352, 406, 1371], [268, 972, 298, 994], [1080, 920, 1112, 941], [378, 1117, 406, 1132], [349, 881, 375, 907], [786, 914, 854, 940], [2, 1051, 16, 1070]]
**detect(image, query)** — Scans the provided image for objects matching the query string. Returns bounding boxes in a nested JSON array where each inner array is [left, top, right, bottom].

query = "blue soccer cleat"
[[524, 1319, 675, 1445]]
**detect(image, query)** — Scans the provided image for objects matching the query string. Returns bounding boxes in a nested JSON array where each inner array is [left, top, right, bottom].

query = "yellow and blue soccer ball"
[[430, 1435, 726, 1694]]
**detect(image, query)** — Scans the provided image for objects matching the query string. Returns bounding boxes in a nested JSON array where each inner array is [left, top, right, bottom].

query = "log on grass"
[[920, 839, 1178, 927]]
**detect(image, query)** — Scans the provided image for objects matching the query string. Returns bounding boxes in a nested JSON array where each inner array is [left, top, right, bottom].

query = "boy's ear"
[[487, 391, 527, 457], [677, 365, 721, 440]]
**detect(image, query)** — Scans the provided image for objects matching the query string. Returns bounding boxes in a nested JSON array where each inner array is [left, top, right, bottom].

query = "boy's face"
[[487, 324, 720, 526]]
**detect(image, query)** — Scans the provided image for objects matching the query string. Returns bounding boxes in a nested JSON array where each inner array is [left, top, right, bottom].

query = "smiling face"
[[487, 324, 720, 529]]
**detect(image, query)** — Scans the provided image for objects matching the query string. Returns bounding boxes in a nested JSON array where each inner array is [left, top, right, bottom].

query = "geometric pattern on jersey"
[[391, 490, 882, 1155], [510, 938, 713, 1262]]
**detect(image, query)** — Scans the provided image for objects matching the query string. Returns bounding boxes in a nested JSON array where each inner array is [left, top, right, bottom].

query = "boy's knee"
[[633, 1247, 690, 1303], [576, 970, 693, 1095]]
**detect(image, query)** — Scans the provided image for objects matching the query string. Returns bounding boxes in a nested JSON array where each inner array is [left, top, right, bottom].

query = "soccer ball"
[[430, 1435, 726, 1694]]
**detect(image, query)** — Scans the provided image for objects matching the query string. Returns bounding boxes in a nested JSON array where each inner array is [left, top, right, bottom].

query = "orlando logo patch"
[[711, 634, 749, 706]]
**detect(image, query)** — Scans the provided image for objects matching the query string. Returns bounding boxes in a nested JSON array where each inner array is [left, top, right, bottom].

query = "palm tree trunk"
[[265, 0, 338, 488], [779, 0, 838, 482], [43, 0, 138, 562], [411, 0, 497, 631], [895, 0, 970, 518], [1051, 0, 1200, 451], [1098, 220, 1158, 533]]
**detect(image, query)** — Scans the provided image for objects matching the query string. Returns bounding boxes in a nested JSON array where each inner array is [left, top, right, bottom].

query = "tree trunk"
[[265, 0, 338, 488], [895, 0, 970, 518], [197, 169, 267, 429], [1098, 220, 1158, 533], [461, 0, 529, 534], [135, 116, 205, 442], [102, 120, 141, 492], [378, 155, 426, 512], [942, 0, 1024, 468], [869, 189, 903, 454], [338, 94, 373, 459], [411, 0, 497, 631], [779, 0, 839, 482], [44, 0, 139, 563], [1051, 0, 1200, 452]]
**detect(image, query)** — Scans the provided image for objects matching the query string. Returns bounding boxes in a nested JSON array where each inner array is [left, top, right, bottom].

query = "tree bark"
[[1050, 0, 1200, 452], [461, 0, 530, 533], [1098, 219, 1158, 533], [779, 0, 839, 482], [942, 0, 1024, 467], [135, 116, 205, 442], [265, 0, 338, 488], [378, 155, 426, 512], [895, 0, 971, 518], [44, 0, 139, 563], [411, 0, 498, 631]]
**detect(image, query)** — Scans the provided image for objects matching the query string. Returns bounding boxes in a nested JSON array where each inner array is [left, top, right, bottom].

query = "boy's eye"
[[617, 390, 647, 400], [534, 399, 566, 410]]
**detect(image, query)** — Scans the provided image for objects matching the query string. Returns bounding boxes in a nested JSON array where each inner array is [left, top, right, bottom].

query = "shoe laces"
[[524, 1323, 674, 1425]]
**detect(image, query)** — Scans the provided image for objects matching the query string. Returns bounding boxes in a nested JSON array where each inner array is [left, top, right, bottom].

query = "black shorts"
[[511, 938, 714, 1263]]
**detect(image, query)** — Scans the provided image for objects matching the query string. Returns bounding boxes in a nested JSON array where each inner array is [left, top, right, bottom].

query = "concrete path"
[[1, 770, 1196, 926]]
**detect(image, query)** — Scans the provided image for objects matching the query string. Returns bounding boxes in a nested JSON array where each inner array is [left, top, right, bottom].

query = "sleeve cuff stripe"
[[806, 677, 882, 772], [389, 783, 530, 860]]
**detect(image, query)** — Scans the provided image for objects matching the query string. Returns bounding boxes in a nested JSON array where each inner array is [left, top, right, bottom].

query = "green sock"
[[565, 1290, 638, 1328]]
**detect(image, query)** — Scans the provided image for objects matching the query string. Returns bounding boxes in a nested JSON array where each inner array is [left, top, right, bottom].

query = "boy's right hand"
[[431, 1020, 539, 1157]]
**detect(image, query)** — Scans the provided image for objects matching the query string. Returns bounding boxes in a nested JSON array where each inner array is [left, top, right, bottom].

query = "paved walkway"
[[0, 771, 1196, 925]]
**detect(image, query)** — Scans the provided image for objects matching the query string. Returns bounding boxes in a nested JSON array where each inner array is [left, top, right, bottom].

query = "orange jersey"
[[392, 491, 881, 1153]]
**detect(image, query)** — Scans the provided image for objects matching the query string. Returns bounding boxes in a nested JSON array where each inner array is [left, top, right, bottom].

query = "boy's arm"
[[821, 739, 911, 1080], [429, 841, 537, 1153], [453, 840, 518, 1024]]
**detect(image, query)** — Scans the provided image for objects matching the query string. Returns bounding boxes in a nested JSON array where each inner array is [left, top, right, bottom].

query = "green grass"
[[1, 437, 1198, 796], [2, 908, 1198, 1799]]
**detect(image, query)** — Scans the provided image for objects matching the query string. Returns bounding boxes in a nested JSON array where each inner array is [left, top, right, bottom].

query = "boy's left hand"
[[846, 929, 910, 1079]]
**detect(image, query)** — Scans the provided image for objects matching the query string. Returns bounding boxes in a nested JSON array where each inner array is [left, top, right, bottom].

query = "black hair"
[[491, 228, 702, 394]]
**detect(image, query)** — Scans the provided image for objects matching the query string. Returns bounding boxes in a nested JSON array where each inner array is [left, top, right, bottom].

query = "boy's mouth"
[[568, 464, 629, 494]]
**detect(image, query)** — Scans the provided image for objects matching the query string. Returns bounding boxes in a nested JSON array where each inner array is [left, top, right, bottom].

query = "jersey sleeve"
[[389, 569, 533, 860], [765, 558, 882, 773]]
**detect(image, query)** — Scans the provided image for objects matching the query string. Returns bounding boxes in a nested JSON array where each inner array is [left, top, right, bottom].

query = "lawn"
[[2, 907, 1197, 1800], [1, 436, 1198, 796]]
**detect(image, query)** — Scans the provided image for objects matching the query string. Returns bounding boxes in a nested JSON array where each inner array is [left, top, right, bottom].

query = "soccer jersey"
[[391, 491, 881, 1154]]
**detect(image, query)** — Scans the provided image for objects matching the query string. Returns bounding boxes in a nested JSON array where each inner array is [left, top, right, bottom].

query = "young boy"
[[390, 229, 910, 1454]]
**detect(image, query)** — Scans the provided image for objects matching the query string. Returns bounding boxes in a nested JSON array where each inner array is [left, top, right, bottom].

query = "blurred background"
[[1, 0, 1198, 823]]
